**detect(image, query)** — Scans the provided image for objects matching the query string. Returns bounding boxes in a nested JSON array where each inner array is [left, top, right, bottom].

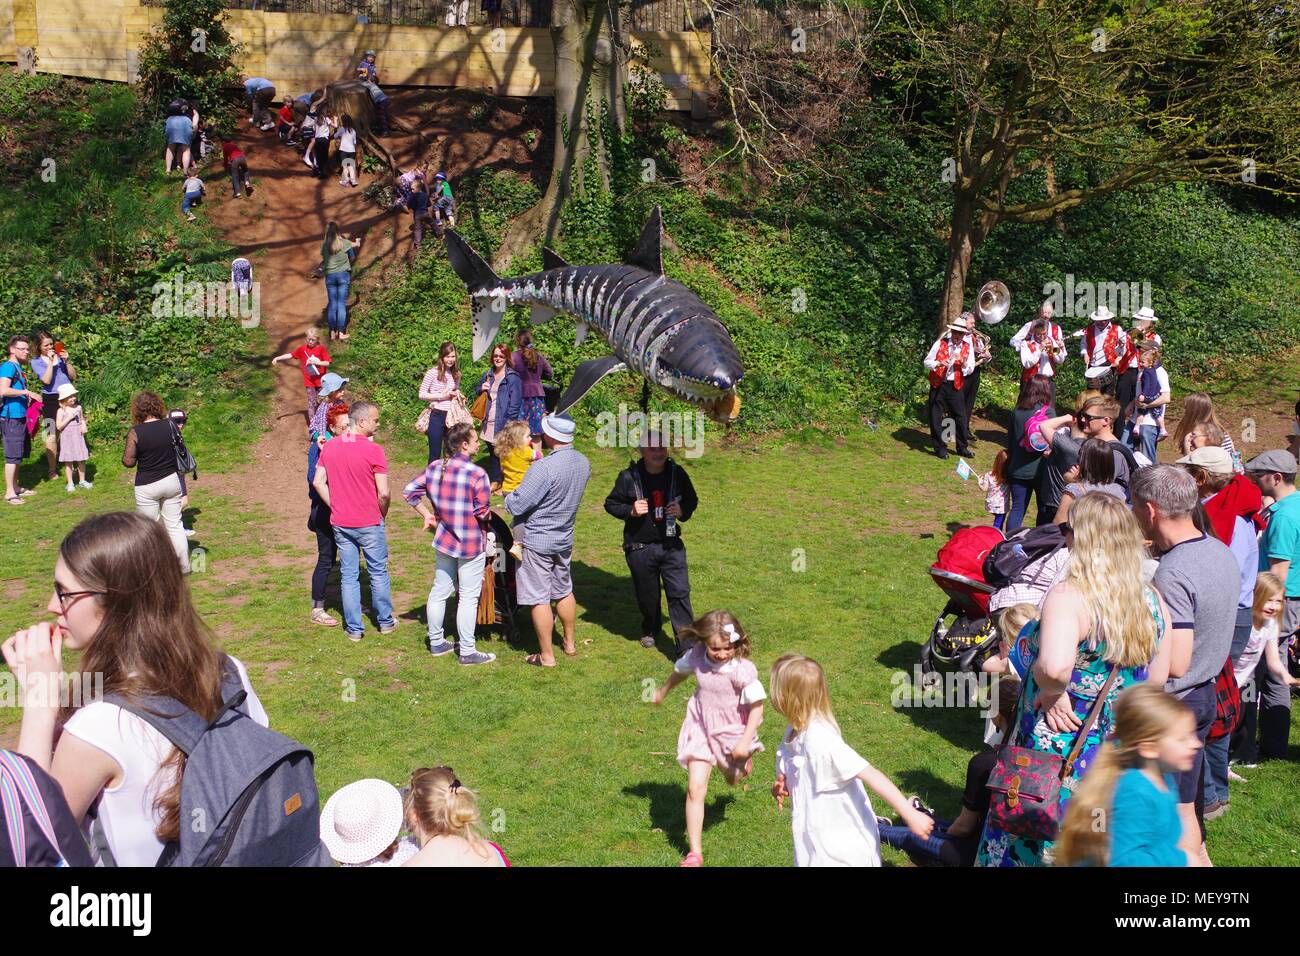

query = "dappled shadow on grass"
[[621, 781, 735, 857], [876, 640, 988, 753], [570, 559, 653, 650], [895, 767, 970, 821], [891, 426, 939, 455]]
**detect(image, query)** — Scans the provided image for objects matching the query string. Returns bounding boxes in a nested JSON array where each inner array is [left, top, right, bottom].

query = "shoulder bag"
[[985, 661, 1121, 841]]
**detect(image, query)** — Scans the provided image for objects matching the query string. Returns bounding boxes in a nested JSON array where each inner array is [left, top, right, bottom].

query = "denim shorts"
[[2, 416, 30, 464]]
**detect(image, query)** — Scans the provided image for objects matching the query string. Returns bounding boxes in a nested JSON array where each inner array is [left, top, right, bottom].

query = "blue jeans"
[[325, 271, 351, 333], [181, 191, 202, 214], [426, 550, 487, 655], [1202, 734, 1230, 806], [333, 523, 395, 636], [1006, 478, 1036, 533], [992, 513, 1006, 531], [1137, 424, 1158, 463]]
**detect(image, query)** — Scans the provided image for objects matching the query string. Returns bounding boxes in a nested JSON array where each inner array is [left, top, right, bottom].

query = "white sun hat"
[[320, 779, 404, 864], [1087, 305, 1115, 323], [1132, 306, 1159, 323]]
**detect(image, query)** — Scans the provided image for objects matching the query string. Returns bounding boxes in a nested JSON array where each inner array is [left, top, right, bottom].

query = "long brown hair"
[[677, 609, 752, 659], [1172, 392, 1224, 455], [515, 330, 538, 372], [60, 513, 224, 842], [436, 340, 460, 384]]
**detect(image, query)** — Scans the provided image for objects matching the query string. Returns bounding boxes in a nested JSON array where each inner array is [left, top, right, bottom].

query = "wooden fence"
[[0, 0, 711, 109]]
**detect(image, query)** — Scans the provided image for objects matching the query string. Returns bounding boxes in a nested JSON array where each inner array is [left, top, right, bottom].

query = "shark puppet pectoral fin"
[[575, 320, 589, 346], [472, 297, 506, 362], [531, 303, 558, 326], [554, 355, 627, 416]]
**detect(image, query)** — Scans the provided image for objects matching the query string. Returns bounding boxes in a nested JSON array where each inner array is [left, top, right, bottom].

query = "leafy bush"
[[136, 0, 242, 127]]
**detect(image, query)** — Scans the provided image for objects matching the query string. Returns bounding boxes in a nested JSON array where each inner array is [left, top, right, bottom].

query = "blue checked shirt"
[[504, 446, 591, 555], [402, 453, 492, 559]]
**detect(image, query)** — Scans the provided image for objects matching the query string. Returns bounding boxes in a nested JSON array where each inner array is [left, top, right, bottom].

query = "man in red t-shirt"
[[311, 401, 397, 641], [272, 327, 332, 421], [220, 137, 254, 198]]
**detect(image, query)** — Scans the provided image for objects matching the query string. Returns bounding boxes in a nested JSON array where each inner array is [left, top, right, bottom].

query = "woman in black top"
[[122, 391, 190, 573], [1004, 374, 1054, 533]]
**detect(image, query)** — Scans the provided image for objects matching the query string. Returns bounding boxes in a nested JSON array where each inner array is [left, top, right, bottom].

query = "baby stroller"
[[919, 526, 1003, 677], [476, 511, 519, 644]]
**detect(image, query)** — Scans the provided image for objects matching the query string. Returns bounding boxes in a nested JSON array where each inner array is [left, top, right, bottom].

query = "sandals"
[[525, 653, 556, 668], [679, 852, 703, 868], [5, 495, 23, 505], [311, 608, 339, 627]]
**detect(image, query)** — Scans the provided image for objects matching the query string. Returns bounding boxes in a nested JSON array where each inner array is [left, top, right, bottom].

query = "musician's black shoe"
[[935, 447, 951, 460], [956, 448, 975, 459]]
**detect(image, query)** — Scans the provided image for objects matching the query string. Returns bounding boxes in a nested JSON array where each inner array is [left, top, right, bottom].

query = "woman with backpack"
[[0, 512, 270, 867], [1004, 374, 1054, 533]]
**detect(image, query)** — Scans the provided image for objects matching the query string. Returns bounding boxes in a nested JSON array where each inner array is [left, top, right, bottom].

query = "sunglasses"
[[1076, 413, 1109, 424]]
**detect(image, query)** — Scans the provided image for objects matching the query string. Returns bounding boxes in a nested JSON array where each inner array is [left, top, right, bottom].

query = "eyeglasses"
[[54, 582, 102, 612]]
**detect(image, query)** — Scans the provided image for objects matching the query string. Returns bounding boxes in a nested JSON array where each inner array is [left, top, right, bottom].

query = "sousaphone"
[[975, 280, 1011, 326]]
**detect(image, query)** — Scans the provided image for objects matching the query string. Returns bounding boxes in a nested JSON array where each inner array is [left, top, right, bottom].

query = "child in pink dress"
[[653, 610, 765, 867]]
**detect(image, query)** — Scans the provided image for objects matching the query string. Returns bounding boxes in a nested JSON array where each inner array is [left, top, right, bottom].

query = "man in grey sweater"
[[1132, 465, 1240, 867]]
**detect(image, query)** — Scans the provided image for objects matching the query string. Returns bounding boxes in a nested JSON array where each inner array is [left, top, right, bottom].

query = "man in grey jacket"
[[506, 414, 590, 668]]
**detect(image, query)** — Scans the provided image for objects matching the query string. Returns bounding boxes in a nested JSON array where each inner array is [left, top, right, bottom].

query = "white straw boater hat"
[[1087, 305, 1115, 323], [946, 320, 969, 333], [1133, 306, 1159, 323], [55, 383, 77, 401], [320, 779, 404, 864]]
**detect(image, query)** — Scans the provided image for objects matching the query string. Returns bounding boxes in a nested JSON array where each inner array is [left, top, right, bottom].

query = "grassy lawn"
[[3, 402, 1297, 866]]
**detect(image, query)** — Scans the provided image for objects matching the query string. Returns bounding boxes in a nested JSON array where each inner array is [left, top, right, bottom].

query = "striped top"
[[418, 367, 462, 412]]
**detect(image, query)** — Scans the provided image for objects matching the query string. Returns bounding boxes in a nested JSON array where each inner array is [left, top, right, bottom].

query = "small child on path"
[[54, 384, 90, 492], [770, 653, 934, 866], [272, 327, 332, 421], [978, 449, 1010, 530], [653, 610, 766, 867], [335, 114, 359, 188], [1056, 684, 1199, 867], [181, 172, 205, 221]]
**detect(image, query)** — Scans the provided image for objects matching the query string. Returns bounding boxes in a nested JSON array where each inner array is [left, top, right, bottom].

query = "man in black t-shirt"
[[604, 430, 699, 656]]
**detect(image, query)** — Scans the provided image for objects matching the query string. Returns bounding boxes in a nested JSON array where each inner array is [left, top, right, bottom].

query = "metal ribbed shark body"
[[444, 207, 743, 421]]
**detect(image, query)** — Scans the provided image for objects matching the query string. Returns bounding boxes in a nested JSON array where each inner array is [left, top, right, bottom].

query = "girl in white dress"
[[770, 653, 933, 866]]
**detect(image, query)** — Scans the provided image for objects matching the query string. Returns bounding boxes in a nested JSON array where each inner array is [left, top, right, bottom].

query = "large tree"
[[496, 0, 629, 267], [882, 0, 1300, 329]]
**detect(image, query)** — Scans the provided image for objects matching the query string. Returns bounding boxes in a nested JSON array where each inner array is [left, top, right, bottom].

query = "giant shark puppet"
[[444, 207, 744, 422]]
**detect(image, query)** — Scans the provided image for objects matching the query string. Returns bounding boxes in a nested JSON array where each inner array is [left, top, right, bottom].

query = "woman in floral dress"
[[977, 493, 1173, 867]]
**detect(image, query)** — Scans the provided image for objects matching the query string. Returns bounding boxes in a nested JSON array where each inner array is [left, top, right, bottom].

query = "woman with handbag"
[[121, 391, 190, 573], [417, 341, 468, 464], [976, 492, 1174, 867], [474, 343, 522, 482], [511, 330, 555, 439]]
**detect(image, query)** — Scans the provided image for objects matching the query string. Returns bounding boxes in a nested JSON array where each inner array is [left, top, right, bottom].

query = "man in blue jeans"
[[312, 401, 398, 641]]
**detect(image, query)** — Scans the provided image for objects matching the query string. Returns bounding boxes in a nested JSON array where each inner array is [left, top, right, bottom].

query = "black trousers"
[[1116, 368, 1138, 424], [626, 540, 694, 638], [311, 518, 338, 604], [927, 381, 971, 453], [313, 138, 331, 176]]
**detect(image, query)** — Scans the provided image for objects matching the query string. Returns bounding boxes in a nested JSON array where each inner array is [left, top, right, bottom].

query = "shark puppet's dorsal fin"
[[542, 247, 570, 270], [624, 206, 664, 274]]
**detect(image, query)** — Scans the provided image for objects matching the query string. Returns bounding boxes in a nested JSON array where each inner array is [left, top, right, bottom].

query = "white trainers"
[[65, 482, 76, 493], [78, 479, 93, 489]]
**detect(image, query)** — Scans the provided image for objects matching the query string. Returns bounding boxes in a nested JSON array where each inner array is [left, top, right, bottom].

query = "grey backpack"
[[94, 657, 332, 867]]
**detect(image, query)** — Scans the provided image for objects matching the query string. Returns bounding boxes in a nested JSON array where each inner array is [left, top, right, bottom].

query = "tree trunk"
[[494, 0, 627, 270], [938, 191, 982, 333]]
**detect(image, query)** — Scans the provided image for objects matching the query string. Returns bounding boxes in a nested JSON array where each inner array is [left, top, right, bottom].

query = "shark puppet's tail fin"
[[446, 229, 506, 361]]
